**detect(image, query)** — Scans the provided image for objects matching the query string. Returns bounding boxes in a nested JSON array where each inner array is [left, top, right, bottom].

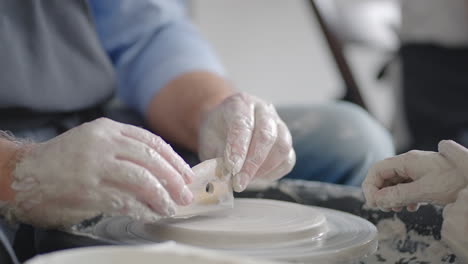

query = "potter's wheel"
[[92, 198, 377, 263]]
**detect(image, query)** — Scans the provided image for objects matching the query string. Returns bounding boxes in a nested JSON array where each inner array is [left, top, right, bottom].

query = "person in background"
[[0, 1, 393, 262], [399, 0, 468, 151]]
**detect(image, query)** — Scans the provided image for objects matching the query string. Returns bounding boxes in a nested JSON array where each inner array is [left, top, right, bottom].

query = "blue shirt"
[[88, 0, 225, 115]]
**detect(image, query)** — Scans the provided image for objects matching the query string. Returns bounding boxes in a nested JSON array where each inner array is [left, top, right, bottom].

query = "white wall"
[[191, 0, 397, 129], [191, 0, 343, 106]]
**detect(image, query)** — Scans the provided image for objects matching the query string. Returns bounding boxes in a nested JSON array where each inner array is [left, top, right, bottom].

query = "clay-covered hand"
[[2, 118, 194, 228], [441, 187, 468, 263], [362, 140, 468, 212], [199, 93, 296, 192]]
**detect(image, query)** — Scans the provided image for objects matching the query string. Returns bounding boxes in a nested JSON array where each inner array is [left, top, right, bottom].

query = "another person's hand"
[[441, 187, 468, 263], [199, 93, 296, 192], [362, 140, 468, 212], [2, 118, 194, 228]]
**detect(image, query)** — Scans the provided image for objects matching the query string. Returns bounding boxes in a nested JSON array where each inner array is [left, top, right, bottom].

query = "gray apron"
[[0, 1, 117, 262], [0, 0, 116, 132]]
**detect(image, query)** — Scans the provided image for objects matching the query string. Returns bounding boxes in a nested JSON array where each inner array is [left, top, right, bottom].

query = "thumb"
[[374, 181, 426, 209], [438, 140, 468, 171]]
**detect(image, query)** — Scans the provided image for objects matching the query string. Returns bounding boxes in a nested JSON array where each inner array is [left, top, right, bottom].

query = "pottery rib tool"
[[174, 158, 234, 218]]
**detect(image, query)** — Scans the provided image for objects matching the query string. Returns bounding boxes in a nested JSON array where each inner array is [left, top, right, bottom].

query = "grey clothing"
[[0, 0, 115, 112]]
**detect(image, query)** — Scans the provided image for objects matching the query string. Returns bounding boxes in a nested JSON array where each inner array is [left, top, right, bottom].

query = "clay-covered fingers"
[[9, 118, 196, 228], [255, 120, 295, 181], [32, 186, 161, 226], [223, 94, 255, 176], [362, 150, 437, 208], [439, 140, 468, 181], [362, 155, 410, 208], [99, 159, 177, 217], [199, 93, 294, 192], [112, 134, 193, 207], [118, 124, 194, 184], [373, 167, 458, 210], [373, 180, 426, 210], [364, 149, 464, 211], [438, 140, 468, 165], [232, 103, 279, 192], [442, 188, 468, 245], [70, 185, 163, 223]]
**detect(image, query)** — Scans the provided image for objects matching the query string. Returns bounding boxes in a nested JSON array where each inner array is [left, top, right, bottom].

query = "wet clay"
[[93, 199, 378, 263]]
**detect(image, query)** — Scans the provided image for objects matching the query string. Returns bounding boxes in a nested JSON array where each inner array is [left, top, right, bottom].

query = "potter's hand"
[[199, 93, 296, 192], [441, 187, 468, 263], [362, 140, 468, 212], [2, 118, 194, 228]]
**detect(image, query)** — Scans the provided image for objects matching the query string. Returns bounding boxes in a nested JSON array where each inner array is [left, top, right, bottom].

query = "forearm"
[[0, 135, 21, 202], [146, 71, 234, 152]]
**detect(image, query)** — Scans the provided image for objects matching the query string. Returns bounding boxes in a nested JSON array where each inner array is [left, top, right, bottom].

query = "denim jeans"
[[278, 102, 394, 186], [0, 101, 394, 261]]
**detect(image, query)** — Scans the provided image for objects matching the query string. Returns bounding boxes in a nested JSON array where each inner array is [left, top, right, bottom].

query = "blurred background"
[[189, 0, 404, 148]]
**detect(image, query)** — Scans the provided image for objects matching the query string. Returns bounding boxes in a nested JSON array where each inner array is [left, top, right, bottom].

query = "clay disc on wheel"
[[131, 198, 328, 248], [93, 198, 378, 263]]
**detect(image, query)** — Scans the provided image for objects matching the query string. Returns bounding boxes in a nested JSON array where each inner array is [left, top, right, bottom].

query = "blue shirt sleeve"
[[87, 0, 226, 115]]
